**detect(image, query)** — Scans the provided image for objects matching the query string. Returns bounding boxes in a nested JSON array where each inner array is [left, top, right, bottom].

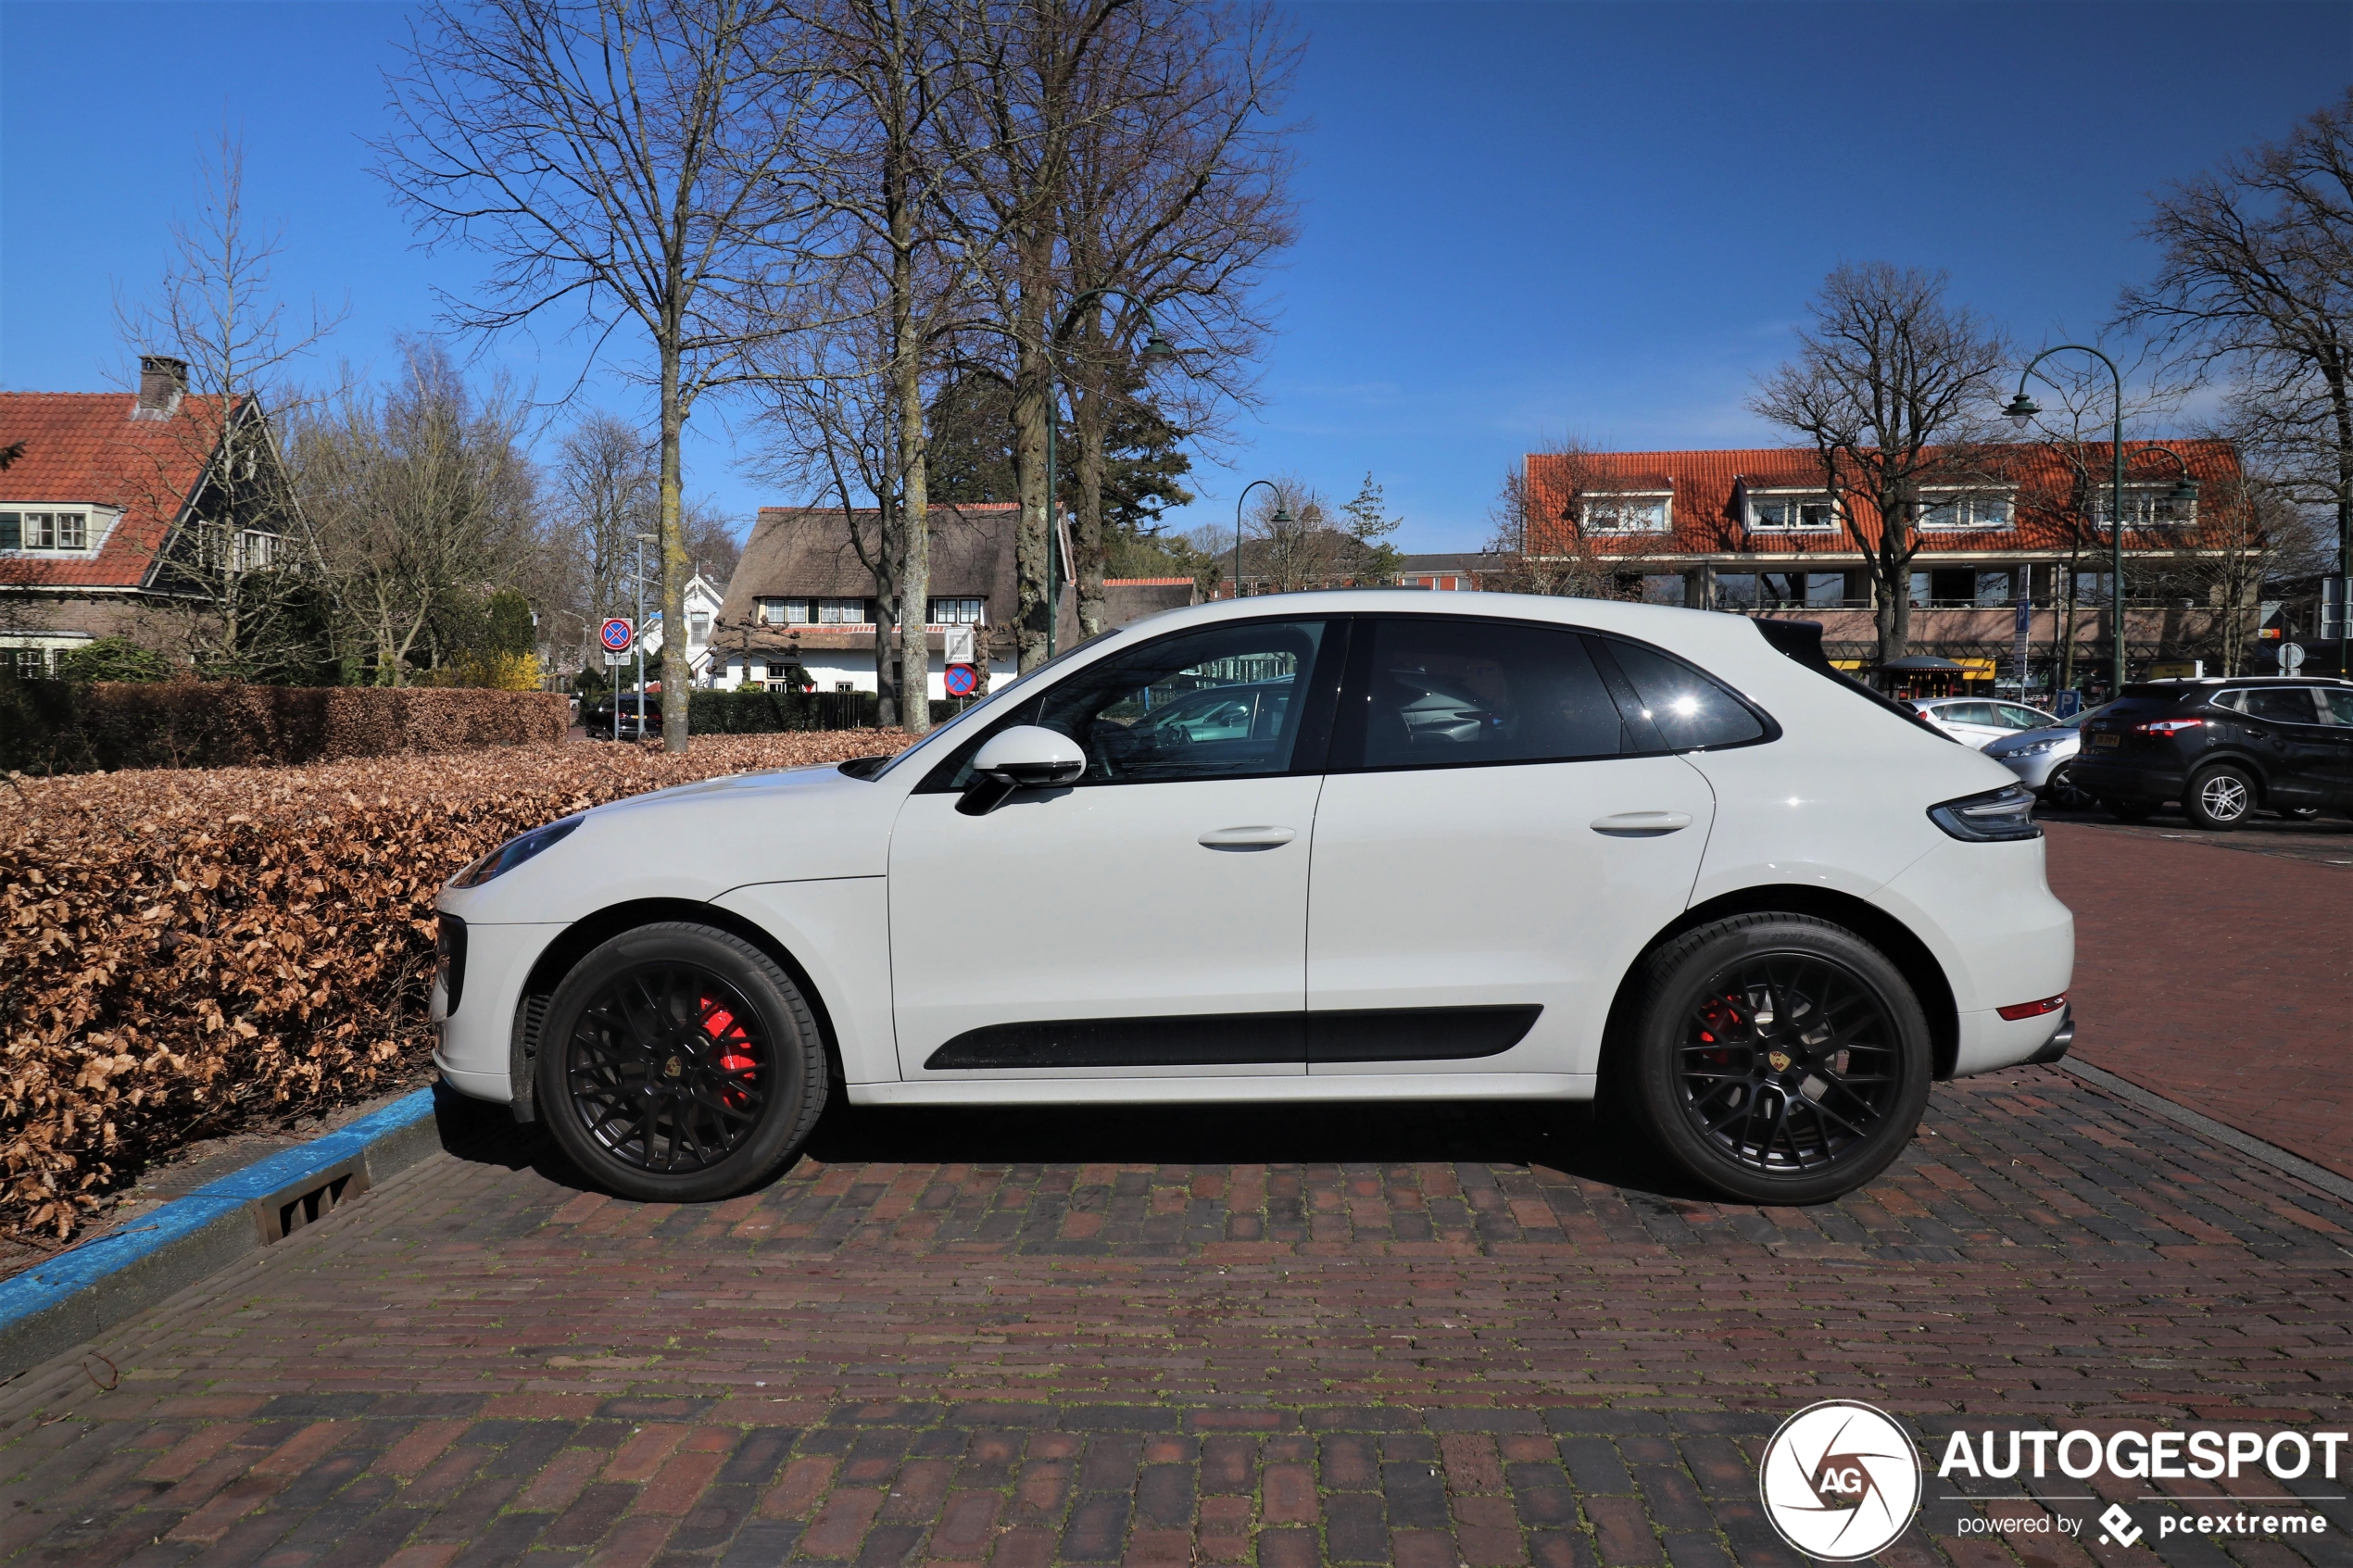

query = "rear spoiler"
[[1751, 620, 1955, 742]]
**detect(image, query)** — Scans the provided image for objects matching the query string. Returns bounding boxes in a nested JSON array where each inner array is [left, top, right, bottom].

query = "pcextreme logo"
[[1758, 1400, 1924, 1561]]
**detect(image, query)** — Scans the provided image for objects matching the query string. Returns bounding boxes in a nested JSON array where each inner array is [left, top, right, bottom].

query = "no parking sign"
[[944, 663, 978, 696], [599, 618, 635, 654]]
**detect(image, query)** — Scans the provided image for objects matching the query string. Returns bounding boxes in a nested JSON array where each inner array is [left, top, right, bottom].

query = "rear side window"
[[2241, 688, 2323, 724], [2324, 691, 2353, 725], [1341, 617, 1629, 769], [1597, 637, 1770, 751]]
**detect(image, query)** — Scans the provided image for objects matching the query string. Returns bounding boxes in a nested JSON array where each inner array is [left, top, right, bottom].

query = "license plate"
[[2092, 733, 2120, 748]]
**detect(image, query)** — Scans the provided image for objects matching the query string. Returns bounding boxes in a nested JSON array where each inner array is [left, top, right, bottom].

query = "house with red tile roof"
[[0, 358, 293, 675], [1519, 440, 2259, 694]]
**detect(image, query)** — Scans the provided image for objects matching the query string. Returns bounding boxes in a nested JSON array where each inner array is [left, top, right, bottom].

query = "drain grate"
[[250, 1159, 371, 1244]]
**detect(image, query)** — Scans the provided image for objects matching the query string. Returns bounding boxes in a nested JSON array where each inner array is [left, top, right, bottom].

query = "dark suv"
[[2069, 677, 2353, 829]]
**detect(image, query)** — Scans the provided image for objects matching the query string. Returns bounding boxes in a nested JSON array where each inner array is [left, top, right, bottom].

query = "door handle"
[[1199, 825, 1296, 850], [1590, 810, 1692, 837]]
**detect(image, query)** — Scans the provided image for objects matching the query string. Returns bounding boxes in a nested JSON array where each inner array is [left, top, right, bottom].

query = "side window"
[[1597, 638, 1770, 751], [1939, 702, 1994, 726], [1339, 617, 1628, 770], [2323, 691, 2353, 726], [1996, 704, 2049, 731], [2244, 689, 2322, 724], [924, 619, 1328, 789], [2210, 690, 2248, 715]]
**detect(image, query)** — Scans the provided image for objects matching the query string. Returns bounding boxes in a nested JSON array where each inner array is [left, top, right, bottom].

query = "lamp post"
[[1042, 289, 1176, 659], [2006, 346, 2136, 695], [1232, 478, 1291, 602]]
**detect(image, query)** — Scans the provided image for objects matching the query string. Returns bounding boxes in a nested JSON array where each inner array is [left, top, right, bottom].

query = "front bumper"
[[431, 921, 567, 1105]]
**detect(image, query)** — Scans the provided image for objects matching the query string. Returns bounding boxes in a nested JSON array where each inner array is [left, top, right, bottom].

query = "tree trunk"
[[1011, 269, 1052, 671], [871, 535, 900, 729], [658, 339, 690, 754], [892, 135, 933, 734], [1074, 366, 1107, 639]]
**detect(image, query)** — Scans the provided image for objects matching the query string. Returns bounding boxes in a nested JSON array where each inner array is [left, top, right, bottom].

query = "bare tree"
[[1488, 437, 1669, 600], [546, 411, 660, 674], [2120, 91, 2353, 672], [116, 132, 345, 679], [296, 344, 538, 684], [1752, 263, 2009, 665], [378, 0, 830, 749]]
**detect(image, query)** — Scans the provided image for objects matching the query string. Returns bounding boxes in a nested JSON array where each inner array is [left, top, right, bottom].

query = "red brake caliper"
[[1696, 995, 1742, 1067], [701, 998, 758, 1110]]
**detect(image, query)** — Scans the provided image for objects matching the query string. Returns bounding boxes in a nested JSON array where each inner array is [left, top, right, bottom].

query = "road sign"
[[943, 663, 978, 697], [2281, 642, 2307, 673], [603, 653, 630, 668], [599, 618, 635, 653]]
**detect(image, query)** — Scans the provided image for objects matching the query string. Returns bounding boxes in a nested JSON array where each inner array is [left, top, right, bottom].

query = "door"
[[2233, 686, 2330, 803], [888, 616, 1341, 1080], [2319, 689, 2353, 804], [1305, 617, 1732, 1080], [1929, 702, 2005, 746]]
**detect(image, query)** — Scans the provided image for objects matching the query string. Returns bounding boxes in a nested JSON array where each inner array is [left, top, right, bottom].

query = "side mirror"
[[957, 725, 1087, 816]]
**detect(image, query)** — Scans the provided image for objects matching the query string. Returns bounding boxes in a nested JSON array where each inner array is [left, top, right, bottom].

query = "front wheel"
[[1619, 914, 1932, 1206], [2183, 765, 2256, 831], [2045, 765, 2094, 811], [536, 922, 828, 1203]]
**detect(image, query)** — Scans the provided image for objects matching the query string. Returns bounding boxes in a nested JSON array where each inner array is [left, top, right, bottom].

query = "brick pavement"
[[2045, 822, 2353, 1180], [1, 1064, 2349, 1568]]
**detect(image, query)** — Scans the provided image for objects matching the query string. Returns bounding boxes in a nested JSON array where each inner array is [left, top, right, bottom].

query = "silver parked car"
[[1906, 697, 2058, 747], [1983, 702, 2117, 808]]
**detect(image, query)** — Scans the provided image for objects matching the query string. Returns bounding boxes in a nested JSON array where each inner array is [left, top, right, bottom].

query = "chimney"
[[135, 356, 187, 417]]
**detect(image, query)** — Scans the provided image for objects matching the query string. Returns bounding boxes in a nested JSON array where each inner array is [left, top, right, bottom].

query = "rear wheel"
[[536, 922, 827, 1203], [1619, 914, 1932, 1206], [2183, 765, 2256, 831], [2103, 797, 2156, 822], [2045, 765, 2094, 811]]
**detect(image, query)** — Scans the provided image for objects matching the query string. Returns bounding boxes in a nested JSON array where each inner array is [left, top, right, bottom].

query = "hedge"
[[688, 689, 975, 734], [0, 679, 571, 775], [0, 731, 915, 1244]]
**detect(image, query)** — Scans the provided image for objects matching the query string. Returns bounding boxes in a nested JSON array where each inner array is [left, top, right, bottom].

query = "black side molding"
[[923, 1006, 1541, 1071]]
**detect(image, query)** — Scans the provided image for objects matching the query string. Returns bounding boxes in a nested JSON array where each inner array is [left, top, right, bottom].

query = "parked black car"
[[583, 696, 661, 739], [2068, 677, 2353, 829]]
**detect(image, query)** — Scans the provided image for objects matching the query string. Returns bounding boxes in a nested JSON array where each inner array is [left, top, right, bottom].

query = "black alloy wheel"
[[1621, 914, 1931, 1205], [2183, 764, 2256, 831], [537, 922, 827, 1203], [2045, 765, 2094, 811]]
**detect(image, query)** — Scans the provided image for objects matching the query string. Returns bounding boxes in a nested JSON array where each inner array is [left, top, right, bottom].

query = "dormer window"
[[2093, 484, 2197, 528], [1745, 493, 1839, 533], [1919, 491, 2014, 531], [2, 509, 90, 551], [1580, 492, 1671, 533]]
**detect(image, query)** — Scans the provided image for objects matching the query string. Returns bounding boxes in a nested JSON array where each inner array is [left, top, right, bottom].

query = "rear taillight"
[[2133, 718, 2203, 735], [1997, 995, 2066, 1021], [1927, 783, 2041, 843]]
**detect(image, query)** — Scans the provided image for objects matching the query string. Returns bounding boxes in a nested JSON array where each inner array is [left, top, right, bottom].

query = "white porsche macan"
[[434, 592, 2075, 1206]]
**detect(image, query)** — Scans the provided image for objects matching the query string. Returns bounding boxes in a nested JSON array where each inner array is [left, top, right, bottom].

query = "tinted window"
[[2323, 691, 2353, 726], [2243, 688, 2322, 724], [928, 620, 1326, 788], [1602, 639, 1769, 751], [1345, 618, 1627, 770]]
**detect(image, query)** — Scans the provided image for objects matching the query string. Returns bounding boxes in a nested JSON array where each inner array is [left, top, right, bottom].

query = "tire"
[[1617, 914, 1933, 1206], [2103, 797, 2156, 822], [2183, 764, 2257, 831], [2045, 765, 2094, 811], [535, 922, 828, 1203]]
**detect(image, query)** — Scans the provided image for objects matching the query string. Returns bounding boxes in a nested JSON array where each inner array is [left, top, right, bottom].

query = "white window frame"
[[2, 506, 111, 556], [926, 596, 985, 625], [2092, 483, 2198, 529], [1579, 492, 1672, 534], [1743, 491, 1841, 533], [815, 597, 865, 626], [1917, 490, 2017, 532]]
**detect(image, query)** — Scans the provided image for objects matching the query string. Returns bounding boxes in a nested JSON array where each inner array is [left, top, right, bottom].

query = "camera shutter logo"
[[1759, 1400, 1922, 1560]]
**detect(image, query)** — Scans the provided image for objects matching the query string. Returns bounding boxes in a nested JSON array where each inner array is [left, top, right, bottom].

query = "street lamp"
[[1043, 290, 1177, 659], [1233, 479, 1291, 602], [2006, 346, 2143, 694]]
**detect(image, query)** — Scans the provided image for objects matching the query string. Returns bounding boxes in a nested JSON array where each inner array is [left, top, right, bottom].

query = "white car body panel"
[[887, 776, 1324, 1080], [434, 590, 2079, 1123], [1304, 755, 1714, 1077]]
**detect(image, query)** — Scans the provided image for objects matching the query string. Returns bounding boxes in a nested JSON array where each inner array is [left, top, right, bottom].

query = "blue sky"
[[3, 2, 2346, 554]]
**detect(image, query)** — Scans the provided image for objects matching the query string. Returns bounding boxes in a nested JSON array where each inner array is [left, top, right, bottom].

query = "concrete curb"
[[0, 1085, 447, 1382], [2059, 1058, 2353, 1206]]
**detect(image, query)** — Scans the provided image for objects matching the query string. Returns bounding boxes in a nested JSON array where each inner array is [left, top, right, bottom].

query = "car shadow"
[[429, 1082, 1725, 1206]]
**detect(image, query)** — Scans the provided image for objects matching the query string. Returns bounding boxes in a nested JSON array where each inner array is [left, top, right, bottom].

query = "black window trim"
[[1322, 610, 1782, 778], [911, 613, 1352, 795]]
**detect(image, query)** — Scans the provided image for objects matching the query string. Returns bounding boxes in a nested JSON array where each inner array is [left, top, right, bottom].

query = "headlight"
[[2008, 737, 2064, 757], [448, 817, 584, 888], [1927, 784, 2041, 843]]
